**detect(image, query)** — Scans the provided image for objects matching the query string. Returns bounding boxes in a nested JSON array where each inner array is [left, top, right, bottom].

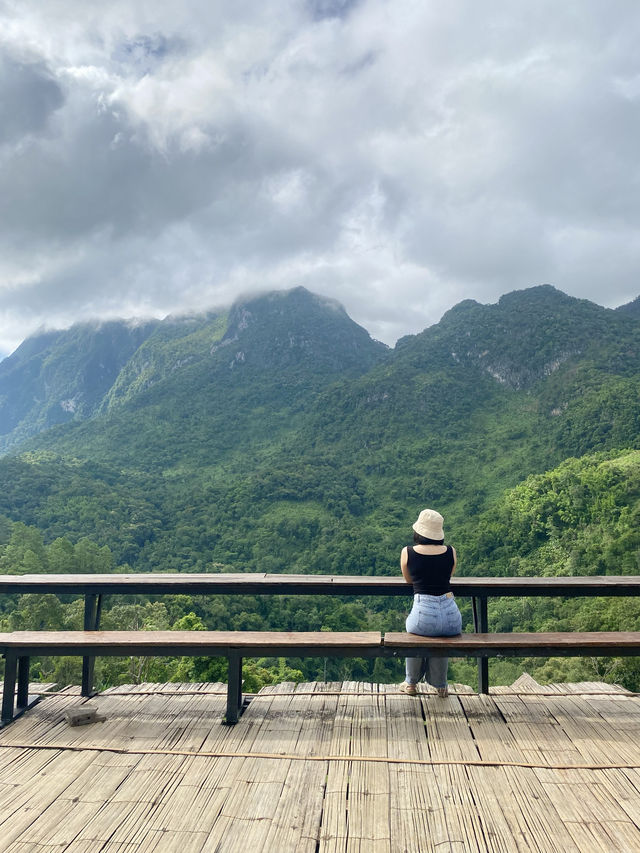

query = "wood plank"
[[111, 830, 209, 852], [1, 572, 639, 596], [389, 765, 451, 853], [79, 801, 157, 845], [199, 771, 286, 850], [599, 821, 640, 851], [383, 631, 640, 653], [500, 766, 581, 853], [561, 821, 625, 853], [17, 799, 106, 846], [535, 770, 640, 850], [457, 695, 586, 851], [0, 749, 98, 848], [146, 761, 234, 835], [464, 766, 541, 852], [198, 682, 327, 852], [458, 694, 526, 764], [6, 629, 382, 652], [6, 626, 640, 663], [491, 692, 585, 768], [345, 687, 390, 850], [109, 753, 186, 804], [261, 755, 328, 852], [421, 692, 481, 764], [603, 768, 640, 826], [318, 682, 372, 853]]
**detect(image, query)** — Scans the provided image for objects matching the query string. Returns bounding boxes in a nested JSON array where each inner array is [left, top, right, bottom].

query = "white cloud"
[[1, 0, 639, 356]]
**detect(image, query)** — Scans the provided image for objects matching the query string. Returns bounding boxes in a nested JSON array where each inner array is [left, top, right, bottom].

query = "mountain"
[[0, 287, 387, 458], [300, 284, 640, 465], [617, 295, 640, 317], [103, 287, 387, 413], [396, 284, 624, 390], [0, 283, 638, 578], [2, 283, 639, 690], [0, 319, 159, 453]]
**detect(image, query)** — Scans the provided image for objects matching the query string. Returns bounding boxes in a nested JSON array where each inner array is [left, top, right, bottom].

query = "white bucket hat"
[[412, 508, 444, 540]]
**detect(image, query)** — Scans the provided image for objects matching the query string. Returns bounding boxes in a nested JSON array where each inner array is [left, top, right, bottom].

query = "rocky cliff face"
[[0, 320, 159, 451], [0, 288, 388, 453], [218, 288, 387, 374], [102, 311, 228, 410], [396, 285, 638, 391]]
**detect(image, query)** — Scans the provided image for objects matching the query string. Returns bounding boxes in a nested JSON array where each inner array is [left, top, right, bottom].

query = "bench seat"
[[3, 630, 382, 656], [1, 631, 382, 726], [4, 629, 640, 727], [383, 631, 640, 657]]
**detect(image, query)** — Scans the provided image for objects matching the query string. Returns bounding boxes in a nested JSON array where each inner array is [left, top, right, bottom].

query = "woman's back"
[[406, 545, 454, 595]]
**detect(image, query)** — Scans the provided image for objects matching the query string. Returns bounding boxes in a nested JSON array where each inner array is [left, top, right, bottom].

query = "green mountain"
[[617, 295, 640, 317], [0, 319, 159, 453], [1, 283, 639, 688], [4, 287, 387, 471], [102, 287, 388, 412], [0, 282, 637, 572]]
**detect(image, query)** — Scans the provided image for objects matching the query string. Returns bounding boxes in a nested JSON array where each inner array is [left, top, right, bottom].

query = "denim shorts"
[[406, 592, 462, 637]]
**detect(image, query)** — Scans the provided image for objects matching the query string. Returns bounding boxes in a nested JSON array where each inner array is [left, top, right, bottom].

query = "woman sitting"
[[399, 508, 462, 697]]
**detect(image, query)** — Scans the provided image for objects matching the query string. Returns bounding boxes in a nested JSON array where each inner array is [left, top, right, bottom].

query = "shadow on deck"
[[0, 675, 639, 851]]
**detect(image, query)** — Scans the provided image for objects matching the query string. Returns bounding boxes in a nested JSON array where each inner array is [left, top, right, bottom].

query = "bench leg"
[[473, 596, 490, 694], [82, 593, 102, 697], [225, 651, 243, 724], [16, 656, 30, 710], [2, 652, 17, 724]]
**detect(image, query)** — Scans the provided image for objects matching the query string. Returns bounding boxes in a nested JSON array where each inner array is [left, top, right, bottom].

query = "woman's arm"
[[451, 546, 457, 576], [400, 547, 413, 585]]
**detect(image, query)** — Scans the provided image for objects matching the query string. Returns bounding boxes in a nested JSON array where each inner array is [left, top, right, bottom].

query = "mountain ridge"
[[0, 319, 160, 452], [3, 284, 639, 454], [0, 281, 637, 582], [0, 287, 388, 454]]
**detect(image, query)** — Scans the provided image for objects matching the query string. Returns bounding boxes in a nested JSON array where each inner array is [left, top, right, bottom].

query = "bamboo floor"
[[0, 674, 639, 851]]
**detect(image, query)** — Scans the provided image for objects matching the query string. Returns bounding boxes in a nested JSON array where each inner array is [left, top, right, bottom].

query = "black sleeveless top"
[[406, 545, 454, 595]]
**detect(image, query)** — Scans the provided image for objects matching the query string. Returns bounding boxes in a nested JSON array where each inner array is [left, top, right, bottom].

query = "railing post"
[[16, 656, 30, 710], [474, 596, 489, 694], [81, 593, 102, 696], [2, 652, 17, 724], [225, 650, 243, 724]]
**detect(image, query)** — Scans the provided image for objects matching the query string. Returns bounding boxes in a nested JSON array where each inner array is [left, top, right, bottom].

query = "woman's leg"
[[426, 656, 448, 688], [405, 656, 423, 684], [427, 598, 460, 690], [405, 603, 434, 685]]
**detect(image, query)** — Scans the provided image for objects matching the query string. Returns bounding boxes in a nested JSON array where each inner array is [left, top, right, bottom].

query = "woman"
[[399, 508, 462, 697]]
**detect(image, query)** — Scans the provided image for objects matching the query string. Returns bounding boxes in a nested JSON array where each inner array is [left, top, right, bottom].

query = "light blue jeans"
[[405, 593, 462, 688]]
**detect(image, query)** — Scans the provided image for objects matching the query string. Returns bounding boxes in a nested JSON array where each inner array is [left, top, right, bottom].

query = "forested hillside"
[[0, 319, 160, 452], [0, 284, 639, 690]]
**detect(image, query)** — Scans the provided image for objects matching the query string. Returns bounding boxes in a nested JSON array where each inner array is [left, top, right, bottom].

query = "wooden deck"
[[0, 676, 639, 851]]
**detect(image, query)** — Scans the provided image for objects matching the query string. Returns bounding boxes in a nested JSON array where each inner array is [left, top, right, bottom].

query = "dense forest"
[[0, 285, 639, 690]]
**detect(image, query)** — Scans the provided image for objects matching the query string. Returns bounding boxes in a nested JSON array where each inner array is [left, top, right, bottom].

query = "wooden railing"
[[1, 573, 639, 694]]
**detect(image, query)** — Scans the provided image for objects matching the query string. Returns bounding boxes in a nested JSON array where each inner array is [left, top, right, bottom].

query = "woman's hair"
[[413, 532, 445, 546]]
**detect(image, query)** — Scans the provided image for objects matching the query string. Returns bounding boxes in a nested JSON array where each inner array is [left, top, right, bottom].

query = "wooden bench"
[[3, 629, 640, 727], [383, 631, 640, 658], [0, 630, 382, 726]]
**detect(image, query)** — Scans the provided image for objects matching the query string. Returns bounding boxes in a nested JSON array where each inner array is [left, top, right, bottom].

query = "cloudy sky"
[[1, 0, 639, 356]]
